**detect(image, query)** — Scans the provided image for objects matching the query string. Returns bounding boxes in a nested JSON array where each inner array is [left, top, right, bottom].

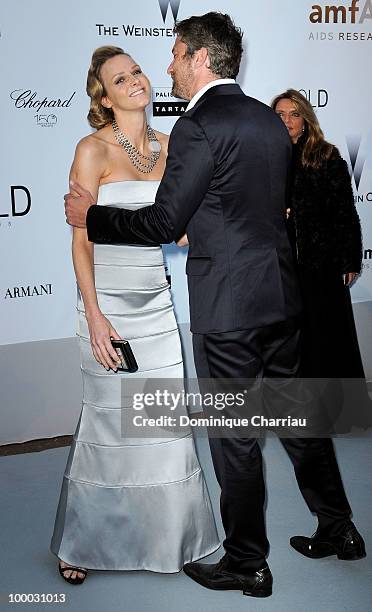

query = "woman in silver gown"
[[50, 46, 219, 584]]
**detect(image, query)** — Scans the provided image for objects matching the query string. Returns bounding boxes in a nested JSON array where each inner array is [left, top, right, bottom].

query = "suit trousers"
[[192, 319, 352, 570]]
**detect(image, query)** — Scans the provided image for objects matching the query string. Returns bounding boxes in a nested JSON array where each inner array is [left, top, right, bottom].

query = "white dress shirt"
[[185, 78, 236, 112]]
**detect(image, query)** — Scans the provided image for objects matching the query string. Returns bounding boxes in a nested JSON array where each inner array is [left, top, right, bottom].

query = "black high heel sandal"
[[58, 561, 87, 585]]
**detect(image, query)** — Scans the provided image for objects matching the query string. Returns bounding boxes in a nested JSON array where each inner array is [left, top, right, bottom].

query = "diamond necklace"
[[112, 119, 161, 174]]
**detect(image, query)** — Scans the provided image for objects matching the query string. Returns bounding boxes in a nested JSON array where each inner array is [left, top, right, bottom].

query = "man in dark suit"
[[65, 12, 365, 597]]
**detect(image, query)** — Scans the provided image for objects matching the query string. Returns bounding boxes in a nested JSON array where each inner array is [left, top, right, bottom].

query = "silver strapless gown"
[[50, 181, 219, 572]]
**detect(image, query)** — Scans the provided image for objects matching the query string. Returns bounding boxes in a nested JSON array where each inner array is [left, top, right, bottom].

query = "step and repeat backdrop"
[[1, 0, 372, 443]]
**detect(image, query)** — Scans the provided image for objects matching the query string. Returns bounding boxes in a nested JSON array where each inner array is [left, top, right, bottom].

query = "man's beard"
[[171, 79, 189, 101], [171, 70, 192, 101]]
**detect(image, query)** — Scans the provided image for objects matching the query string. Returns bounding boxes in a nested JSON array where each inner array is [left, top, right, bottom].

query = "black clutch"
[[111, 339, 138, 373]]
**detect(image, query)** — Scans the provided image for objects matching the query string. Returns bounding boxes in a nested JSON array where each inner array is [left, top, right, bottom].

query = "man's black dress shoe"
[[183, 555, 272, 597], [290, 524, 366, 560]]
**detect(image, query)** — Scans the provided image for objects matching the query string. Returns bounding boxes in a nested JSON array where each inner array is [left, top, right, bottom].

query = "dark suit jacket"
[[87, 84, 301, 333]]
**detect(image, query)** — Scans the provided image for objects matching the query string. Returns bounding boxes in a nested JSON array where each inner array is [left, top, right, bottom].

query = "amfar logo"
[[4, 284, 53, 299], [308, 1, 372, 40], [346, 135, 367, 190], [309, 1, 372, 23], [158, 0, 181, 23]]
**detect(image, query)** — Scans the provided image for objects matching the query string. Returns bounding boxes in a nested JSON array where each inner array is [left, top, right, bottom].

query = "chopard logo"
[[158, 0, 181, 23], [10, 90, 76, 113]]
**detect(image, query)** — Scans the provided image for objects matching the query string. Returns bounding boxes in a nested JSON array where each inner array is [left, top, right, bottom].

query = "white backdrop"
[[1, 0, 372, 443]]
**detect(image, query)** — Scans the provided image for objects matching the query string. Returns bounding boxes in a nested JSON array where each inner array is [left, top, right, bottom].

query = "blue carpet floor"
[[0, 435, 371, 611]]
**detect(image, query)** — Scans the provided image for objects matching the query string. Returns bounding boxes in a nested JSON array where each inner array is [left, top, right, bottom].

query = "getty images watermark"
[[120, 378, 372, 439], [131, 388, 307, 429]]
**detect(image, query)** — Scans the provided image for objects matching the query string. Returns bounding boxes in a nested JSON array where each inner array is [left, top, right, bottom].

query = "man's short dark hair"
[[174, 12, 243, 79]]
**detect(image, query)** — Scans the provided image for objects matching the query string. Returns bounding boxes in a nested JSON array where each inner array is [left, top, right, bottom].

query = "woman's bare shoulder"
[[75, 128, 112, 157], [70, 130, 112, 185]]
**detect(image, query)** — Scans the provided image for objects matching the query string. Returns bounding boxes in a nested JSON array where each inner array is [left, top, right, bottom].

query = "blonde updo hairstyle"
[[87, 46, 130, 130]]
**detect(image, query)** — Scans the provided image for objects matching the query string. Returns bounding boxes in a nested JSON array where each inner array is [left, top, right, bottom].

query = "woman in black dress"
[[272, 89, 370, 430]]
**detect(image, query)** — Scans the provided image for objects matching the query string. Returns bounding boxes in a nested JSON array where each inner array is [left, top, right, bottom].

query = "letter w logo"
[[158, 0, 181, 23], [346, 135, 366, 191]]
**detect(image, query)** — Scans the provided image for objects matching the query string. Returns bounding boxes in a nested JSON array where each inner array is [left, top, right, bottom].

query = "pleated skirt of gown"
[[51, 183, 219, 572]]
